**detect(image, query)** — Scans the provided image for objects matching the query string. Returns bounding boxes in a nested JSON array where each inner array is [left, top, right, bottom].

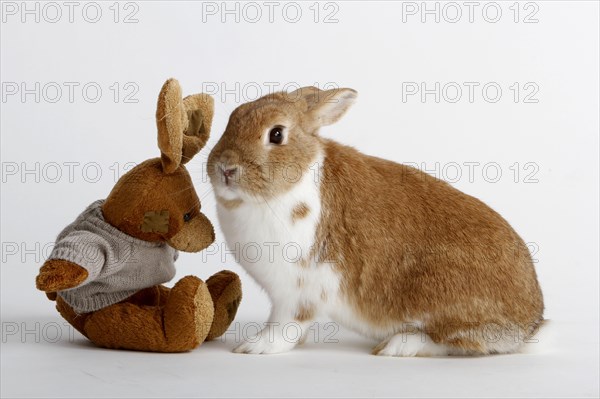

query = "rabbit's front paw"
[[233, 330, 297, 354]]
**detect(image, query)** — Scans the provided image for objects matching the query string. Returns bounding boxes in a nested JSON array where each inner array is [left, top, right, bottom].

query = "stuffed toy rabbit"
[[207, 87, 543, 356], [36, 78, 242, 352]]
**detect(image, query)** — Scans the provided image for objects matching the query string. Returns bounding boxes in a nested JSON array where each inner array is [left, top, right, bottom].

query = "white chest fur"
[[215, 152, 407, 353], [215, 153, 342, 317]]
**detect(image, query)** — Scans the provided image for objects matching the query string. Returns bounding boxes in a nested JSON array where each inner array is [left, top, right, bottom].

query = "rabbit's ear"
[[180, 93, 214, 164], [156, 78, 186, 174], [291, 86, 357, 128]]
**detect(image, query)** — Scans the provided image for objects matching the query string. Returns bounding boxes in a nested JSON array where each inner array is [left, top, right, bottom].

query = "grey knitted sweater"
[[49, 200, 178, 313]]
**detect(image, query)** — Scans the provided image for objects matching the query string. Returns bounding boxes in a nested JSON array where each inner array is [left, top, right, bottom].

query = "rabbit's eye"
[[183, 212, 193, 222], [269, 126, 284, 145]]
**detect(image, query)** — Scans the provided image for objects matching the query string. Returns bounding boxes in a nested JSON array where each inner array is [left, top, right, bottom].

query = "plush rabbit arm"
[[36, 259, 88, 293]]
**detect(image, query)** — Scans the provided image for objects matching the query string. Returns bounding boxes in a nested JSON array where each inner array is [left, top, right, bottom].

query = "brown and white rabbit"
[[207, 87, 544, 356]]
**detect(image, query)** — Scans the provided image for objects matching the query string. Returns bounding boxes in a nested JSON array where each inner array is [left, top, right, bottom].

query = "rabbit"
[[207, 86, 544, 356], [35, 79, 242, 352]]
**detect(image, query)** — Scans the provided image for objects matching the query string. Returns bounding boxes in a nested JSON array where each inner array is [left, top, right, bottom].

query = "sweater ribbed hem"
[[59, 289, 140, 314]]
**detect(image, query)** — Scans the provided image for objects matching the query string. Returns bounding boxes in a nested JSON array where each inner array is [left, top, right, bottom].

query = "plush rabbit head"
[[102, 78, 215, 252], [207, 87, 357, 202]]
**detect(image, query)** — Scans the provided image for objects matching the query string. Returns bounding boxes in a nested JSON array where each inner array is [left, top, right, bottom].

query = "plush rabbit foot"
[[373, 333, 450, 357], [206, 270, 242, 340]]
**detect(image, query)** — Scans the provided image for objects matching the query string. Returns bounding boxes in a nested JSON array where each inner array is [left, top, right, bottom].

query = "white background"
[[1, 1, 598, 397]]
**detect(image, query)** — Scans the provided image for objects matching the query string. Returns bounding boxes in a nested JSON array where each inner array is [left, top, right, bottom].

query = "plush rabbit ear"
[[181, 93, 214, 164], [289, 86, 357, 128], [156, 78, 186, 174], [156, 79, 215, 173]]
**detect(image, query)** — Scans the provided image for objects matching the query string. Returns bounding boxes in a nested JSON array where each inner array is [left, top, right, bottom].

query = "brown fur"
[[205, 270, 243, 340], [216, 196, 244, 210], [317, 140, 543, 350], [295, 304, 315, 322], [101, 158, 214, 252], [297, 257, 311, 268], [36, 79, 242, 352], [291, 202, 310, 223], [36, 259, 88, 292], [57, 276, 214, 352], [156, 80, 214, 172], [208, 91, 322, 200]]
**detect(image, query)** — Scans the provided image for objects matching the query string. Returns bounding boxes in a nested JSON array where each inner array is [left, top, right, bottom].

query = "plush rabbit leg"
[[205, 270, 242, 340], [161, 276, 214, 351], [55, 284, 172, 338], [57, 276, 214, 352]]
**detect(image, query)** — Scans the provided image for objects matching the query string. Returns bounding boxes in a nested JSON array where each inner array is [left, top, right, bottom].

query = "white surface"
[[1, 1, 598, 398], [0, 319, 596, 398]]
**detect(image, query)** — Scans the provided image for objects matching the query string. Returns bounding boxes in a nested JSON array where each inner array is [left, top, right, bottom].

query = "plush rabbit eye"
[[269, 126, 284, 145], [183, 212, 192, 222]]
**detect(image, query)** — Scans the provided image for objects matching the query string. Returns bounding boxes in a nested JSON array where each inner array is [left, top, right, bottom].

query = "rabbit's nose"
[[218, 163, 239, 186], [222, 167, 237, 178]]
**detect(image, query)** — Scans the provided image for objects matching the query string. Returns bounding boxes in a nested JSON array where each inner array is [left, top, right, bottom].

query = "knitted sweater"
[[49, 200, 178, 313]]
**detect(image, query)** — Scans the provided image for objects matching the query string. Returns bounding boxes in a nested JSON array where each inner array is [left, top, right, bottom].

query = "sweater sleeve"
[[48, 230, 107, 286]]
